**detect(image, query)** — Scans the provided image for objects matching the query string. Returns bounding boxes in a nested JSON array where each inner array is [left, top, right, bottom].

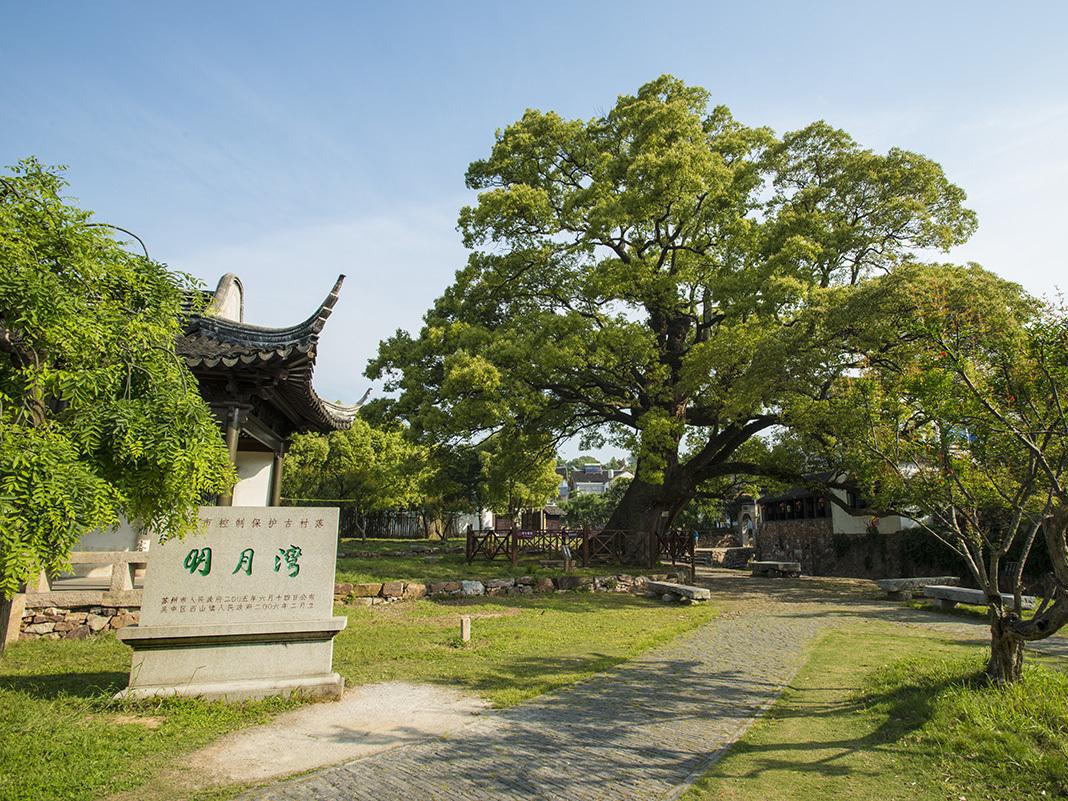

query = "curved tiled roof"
[[178, 275, 363, 433]]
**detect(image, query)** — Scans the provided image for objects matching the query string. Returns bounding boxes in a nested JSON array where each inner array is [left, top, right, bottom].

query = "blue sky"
[[4, 1, 1067, 455]]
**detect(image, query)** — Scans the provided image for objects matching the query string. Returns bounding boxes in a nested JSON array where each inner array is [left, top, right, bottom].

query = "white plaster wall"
[[830, 489, 872, 534], [233, 450, 274, 507]]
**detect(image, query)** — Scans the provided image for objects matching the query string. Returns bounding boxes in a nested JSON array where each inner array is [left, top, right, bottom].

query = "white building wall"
[[830, 494, 871, 534], [232, 450, 274, 507]]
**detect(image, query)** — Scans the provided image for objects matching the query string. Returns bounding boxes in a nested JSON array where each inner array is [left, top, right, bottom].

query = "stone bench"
[[750, 561, 801, 578], [646, 581, 711, 603], [924, 584, 1036, 612], [874, 576, 960, 601]]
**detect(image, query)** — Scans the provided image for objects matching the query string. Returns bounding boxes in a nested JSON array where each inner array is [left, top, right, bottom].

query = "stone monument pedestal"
[[114, 506, 348, 703], [115, 617, 347, 701]]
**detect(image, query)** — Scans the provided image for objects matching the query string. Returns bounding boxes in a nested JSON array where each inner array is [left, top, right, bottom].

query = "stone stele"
[[115, 506, 347, 702]]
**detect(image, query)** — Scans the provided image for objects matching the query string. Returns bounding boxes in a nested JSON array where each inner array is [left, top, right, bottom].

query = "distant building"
[[746, 477, 926, 578], [567, 462, 632, 496]]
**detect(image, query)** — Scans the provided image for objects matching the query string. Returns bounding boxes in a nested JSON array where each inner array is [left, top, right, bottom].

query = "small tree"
[[283, 418, 428, 536], [824, 263, 1068, 683], [0, 159, 234, 597], [478, 431, 560, 519], [563, 478, 631, 529]]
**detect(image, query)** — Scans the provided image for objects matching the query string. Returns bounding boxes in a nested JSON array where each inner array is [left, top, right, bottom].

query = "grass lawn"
[[906, 597, 1068, 637], [0, 592, 714, 801], [334, 591, 717, 706], [335, 536, 621, 583], [683, 623, 1068, 801]]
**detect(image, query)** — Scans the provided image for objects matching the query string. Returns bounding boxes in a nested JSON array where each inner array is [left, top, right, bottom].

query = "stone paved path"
[[238, 575, 1066, 801]]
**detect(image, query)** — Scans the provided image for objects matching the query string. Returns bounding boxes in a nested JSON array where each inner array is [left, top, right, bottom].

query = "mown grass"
[[333, 591, 717, 706], [684, 624, 1068, 801], [906, 597, 1068, 637], [336, 536, 611, 583], [0, 636, 298, 801], [0, 592, 714, 800]]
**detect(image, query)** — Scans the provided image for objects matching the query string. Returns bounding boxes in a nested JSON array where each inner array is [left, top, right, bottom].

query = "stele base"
[[114, 618, 347, 702]]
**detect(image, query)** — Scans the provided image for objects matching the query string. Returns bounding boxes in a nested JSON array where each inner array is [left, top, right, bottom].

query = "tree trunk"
[[987, 614, 1025, 684], [605, 473, 690, 566]]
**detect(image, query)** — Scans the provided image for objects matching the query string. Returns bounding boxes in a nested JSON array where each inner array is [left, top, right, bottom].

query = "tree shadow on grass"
[[0, 670, 127, 700], [707, 664, 970, 783]]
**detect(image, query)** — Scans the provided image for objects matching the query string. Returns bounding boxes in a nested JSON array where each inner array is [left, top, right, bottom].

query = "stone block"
[[68, 612, 88, 623], [65, 624, 90, 640], [349, 597, 374, 607], [334, 582, 354, 596], [486, 587, 505, 597], [535, 578, 555, 592], [403, 582, 427, 600], [24, 622, 55, 635], [442, 581, 462, 593], [460, 580, 485, 596], [555, 576, 582, 591], [352, 583, 383, 598], [111, 613, 136, 630], [485, 578, 515, 589], [381, 581, 405, 599], [87, 614, 110, 632], [53, 621, 75, 633], [646, 581, 711, 601], [516, 576, 535, 586], [924, 584, 1036, 611], [875, 577, 959, 595]]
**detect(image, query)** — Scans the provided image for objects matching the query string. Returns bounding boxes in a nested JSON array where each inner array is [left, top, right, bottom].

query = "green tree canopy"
[[282, 417, 428, 512], [367, 75, 976, 558], [478, 431, 560, 516], [0, 159, 234, 596], [810, 263, 1068, 682]]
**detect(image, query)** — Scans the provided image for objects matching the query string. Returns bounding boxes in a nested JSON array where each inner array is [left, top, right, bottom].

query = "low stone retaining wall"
[[333, 570, 690, 606], [17, 571, 690, 641], [19, 605, 140, 641]]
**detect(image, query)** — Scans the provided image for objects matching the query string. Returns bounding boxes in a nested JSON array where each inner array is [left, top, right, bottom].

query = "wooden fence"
[[464, 527, 698, 572]]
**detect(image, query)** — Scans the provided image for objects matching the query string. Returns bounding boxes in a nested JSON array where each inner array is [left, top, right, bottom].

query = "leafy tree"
[[478, 431, 559, 517], [817, 263, 1068, 683], [563, 476, 630, 528], [282, 417, 429, 533], [367, 75, 975, 561], [0, 159, 234, 597]]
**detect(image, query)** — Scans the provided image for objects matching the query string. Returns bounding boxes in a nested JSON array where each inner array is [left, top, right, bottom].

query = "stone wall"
[[18, 570, 690, 641], [20, 605, 140, 641], [755, 520, 958, 579], [333, 570, 690, 605], [704, 547, 753, 569]]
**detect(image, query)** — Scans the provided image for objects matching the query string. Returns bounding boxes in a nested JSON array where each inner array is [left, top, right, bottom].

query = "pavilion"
[[179, 272, 364, 507]]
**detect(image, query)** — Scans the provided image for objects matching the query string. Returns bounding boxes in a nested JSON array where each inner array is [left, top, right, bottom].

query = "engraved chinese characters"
[[138, 507, 340, 628]]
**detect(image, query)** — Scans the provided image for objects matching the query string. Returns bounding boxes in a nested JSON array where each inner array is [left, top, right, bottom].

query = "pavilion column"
[[270, 441, 289, 507], [219, 405, 244, 507]]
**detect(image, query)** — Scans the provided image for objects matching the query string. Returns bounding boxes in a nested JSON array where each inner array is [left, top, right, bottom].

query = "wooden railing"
[[464, 526, 697, 573], [22, 551, 149, 609]]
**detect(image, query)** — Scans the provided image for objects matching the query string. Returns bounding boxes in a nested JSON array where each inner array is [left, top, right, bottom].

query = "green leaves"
[[0, 159, 234, 596], [369, 75, 978, 527]]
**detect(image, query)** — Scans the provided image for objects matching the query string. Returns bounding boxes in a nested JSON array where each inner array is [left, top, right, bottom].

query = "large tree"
[[816, 264, 1068, 683], [368, 76, 975, 560], [0, 159, 234, 598]]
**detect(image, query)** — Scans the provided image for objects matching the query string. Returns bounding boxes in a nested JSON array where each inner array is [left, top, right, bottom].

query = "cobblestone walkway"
[[240, 602, 826, 801], [238, 576, 1066, 801]]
